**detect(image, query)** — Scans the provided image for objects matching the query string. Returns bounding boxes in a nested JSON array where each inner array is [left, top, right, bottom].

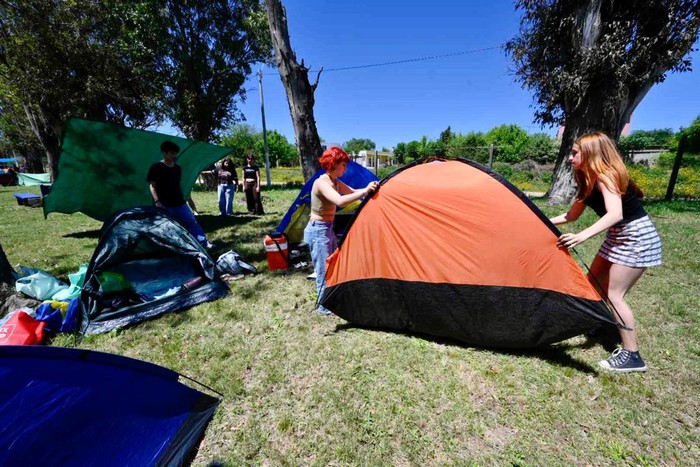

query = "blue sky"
[[176, 1, 700, 149]]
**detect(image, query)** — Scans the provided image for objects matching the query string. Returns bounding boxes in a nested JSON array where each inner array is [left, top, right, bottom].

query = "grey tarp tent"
[[80, 207, 228, 334]]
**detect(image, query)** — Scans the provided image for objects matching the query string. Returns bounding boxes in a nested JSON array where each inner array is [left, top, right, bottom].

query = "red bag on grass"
[[0, 311, 46, 345]]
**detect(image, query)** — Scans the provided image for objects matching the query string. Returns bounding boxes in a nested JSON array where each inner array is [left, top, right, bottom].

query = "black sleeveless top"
[[584, 182, 646, 223]]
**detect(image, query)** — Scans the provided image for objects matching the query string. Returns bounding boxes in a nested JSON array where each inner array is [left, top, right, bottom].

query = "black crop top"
[[584, 182, 647, 223]]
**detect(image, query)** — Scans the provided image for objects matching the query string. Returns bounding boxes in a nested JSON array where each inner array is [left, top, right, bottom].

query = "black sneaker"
[[598, 348, 647, 373]]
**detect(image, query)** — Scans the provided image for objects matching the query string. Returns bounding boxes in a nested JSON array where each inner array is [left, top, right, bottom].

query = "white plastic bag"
[[15, 267, 68, 301]]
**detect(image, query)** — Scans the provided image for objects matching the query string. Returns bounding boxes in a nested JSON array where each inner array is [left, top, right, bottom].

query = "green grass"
[[1, 184, 699, 465]]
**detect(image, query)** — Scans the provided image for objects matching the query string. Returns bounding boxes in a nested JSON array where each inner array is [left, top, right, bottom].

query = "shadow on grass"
[[199, 213, 280, 236], [197, 213, 260, 231], [64, 229, 101, 239], [332, 322, 601, 374]]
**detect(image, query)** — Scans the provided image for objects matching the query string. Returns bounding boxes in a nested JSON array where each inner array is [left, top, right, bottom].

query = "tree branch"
[[311, 66, 323, 92]]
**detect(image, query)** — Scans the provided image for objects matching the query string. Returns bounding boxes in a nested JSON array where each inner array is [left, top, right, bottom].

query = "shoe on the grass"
[[599, 348, 647, 373], [314, 306, 332, 316], [203, 241, 216, 249]]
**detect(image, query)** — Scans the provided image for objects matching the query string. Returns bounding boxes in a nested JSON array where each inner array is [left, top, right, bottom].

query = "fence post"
[[665, 135, 687, 201], [488, 144, 494, 169]]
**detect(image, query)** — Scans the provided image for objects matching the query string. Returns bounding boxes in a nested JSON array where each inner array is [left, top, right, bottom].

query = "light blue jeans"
[[166, 204, 208, 245], [304, 220, 337, 315], [218, 183, 235, 216]]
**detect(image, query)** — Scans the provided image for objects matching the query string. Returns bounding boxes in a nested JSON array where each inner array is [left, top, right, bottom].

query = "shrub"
[[486, 124, 529, 163], [446, 132, 489, 163], [657, 151, 700, 169], [521, 133, 559, 164], [680, 115, 700, 153], [492, 162, 514, 179], [376, 166, 399, 180]]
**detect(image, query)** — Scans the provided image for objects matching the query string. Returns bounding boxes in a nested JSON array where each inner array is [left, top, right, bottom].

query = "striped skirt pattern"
[[598, 215, 662, 268]]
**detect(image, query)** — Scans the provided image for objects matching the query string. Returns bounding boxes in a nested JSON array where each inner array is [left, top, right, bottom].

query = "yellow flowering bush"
[[629, 164, 700, 199]]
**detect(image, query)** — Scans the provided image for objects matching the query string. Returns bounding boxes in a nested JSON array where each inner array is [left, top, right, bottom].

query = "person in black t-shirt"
[[242, 153, 264, 215], [147, 141, 214, 249], [549, 132, 661, 373]]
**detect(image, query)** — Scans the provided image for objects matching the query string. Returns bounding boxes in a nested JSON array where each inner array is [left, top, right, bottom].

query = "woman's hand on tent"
[[557, 232, 587, 249], [364, 181, 379, 195]]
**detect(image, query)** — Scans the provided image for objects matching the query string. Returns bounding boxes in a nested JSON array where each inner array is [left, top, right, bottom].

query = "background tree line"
[[218, 124, 297, 167], [392, 124, 560, 166], [389, 115, 700, 169], [202, 113, 700, 171]]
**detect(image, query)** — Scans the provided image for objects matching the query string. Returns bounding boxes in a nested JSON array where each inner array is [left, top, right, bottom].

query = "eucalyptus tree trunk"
[[264, 0, 322, 181], [547, 0, 653, 204], [23, 105, 61, 180]]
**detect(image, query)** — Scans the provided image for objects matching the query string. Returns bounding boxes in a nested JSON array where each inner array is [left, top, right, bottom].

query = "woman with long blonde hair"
[[550, 132, 662, 372]]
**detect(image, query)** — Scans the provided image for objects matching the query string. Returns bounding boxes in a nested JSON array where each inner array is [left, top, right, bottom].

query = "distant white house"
[[353, 150, 395, 169]]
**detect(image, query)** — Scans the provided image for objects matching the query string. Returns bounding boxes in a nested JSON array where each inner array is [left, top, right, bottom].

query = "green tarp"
[[18, 173, 51, 186], [44, 118, 233, 221]]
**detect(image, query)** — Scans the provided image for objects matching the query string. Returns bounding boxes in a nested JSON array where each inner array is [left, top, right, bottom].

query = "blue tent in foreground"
[[276, 161, 379, 244], [0, 346, 219, 466]]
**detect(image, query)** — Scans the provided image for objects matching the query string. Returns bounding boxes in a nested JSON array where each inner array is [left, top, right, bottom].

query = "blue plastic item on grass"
[[60, 298, 80, 333], [34, 303, 63, 334]]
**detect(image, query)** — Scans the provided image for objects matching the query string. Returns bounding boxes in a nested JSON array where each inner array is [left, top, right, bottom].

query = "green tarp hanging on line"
[[44, 118, 233, 221], [18, 173, 51, 186]]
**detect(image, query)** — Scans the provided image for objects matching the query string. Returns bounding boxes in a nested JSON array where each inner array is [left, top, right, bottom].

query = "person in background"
[[147, 141, 214, 249], [242, 153, 264, 215], [549, 132, 661, 373], [216, 158, 238, 216], [304, 147, 379, 315]]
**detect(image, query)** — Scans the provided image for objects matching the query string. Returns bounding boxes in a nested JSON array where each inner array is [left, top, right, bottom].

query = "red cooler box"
[[264, 232, 289, 271]]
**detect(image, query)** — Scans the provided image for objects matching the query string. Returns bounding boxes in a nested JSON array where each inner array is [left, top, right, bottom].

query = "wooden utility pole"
[[257, 69, 272, 187]]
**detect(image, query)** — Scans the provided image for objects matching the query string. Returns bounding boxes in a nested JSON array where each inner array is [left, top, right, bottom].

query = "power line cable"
[[263, 45, 504, 75]]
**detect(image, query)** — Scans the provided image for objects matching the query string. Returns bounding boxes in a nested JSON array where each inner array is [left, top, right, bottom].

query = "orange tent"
[[321, 159, 616, 348]]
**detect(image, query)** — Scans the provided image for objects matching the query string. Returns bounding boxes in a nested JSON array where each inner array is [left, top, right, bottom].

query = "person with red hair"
[[550, 132, 662, 372], [304, 147, 379, 315]]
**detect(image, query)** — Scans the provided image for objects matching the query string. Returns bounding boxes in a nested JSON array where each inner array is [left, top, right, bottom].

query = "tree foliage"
[[393, 142, 407, 164], [219, 124, 297, 166], [0, 0, 167, 178], [506, 0, 700, 202], [680, 115, 700, 153], [0, 0, 272, 180], [163, 0, 272, 141], [219, 124, 259, 159], [343, 138, 376, 154], [0, 92, 44, 171], [256, 129, 298, 166], [393, 126, 559, 165], [445, 132, 489, 162], [618, 128, 676, 160], [521, 132, 559, 164], [486, 124, 530, 163]]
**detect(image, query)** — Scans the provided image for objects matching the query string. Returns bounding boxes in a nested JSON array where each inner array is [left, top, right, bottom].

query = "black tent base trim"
[[85, 280, 228, 335], [322, 279, 617, 349]]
